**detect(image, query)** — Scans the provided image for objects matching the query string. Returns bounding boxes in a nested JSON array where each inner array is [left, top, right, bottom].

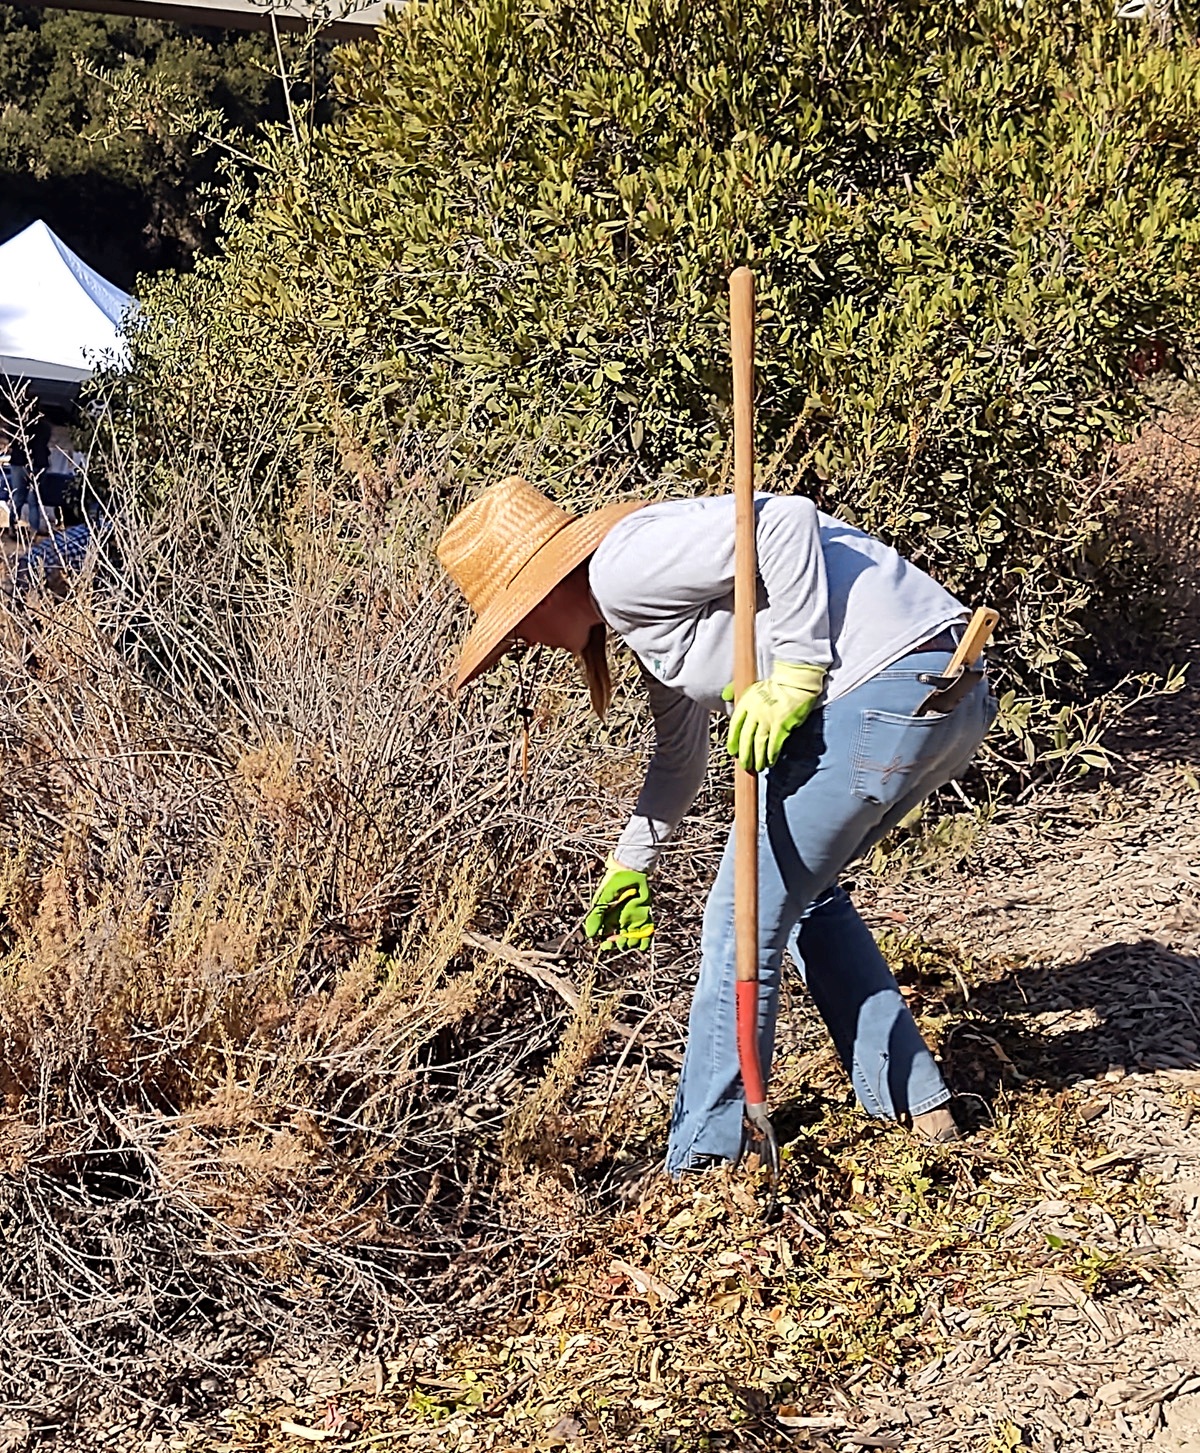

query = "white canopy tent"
[[0, 221, 133, 404]]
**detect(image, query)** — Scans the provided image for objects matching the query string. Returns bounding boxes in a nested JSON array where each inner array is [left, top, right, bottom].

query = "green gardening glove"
[[584, 855, 654, 953], [723, 662, 827, 773]]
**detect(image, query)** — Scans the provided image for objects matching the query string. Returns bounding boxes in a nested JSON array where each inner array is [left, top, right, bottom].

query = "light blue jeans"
[[666, 649, 997, 1175]]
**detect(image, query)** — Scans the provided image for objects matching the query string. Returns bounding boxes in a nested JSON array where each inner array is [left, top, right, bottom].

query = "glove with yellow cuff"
[[584, 855, 654, 953], [724, 662, 826, 773]]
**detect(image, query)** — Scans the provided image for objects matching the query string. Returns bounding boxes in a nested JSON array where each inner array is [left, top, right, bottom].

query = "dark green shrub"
[[118, 0, 1200, 746]]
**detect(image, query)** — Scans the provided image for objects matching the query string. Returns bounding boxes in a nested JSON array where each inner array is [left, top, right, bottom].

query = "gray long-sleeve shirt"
[[588, 493, 967, 872]]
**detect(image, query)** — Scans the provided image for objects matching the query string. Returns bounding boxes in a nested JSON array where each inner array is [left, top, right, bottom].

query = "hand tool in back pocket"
[[915, 606, 999, 716]]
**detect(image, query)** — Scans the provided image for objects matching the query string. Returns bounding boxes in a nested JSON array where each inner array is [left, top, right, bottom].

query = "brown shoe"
[[910, 1106, 960, 1142]]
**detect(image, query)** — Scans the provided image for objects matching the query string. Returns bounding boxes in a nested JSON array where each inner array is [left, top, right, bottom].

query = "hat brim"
[[452, 500, 644, 688]]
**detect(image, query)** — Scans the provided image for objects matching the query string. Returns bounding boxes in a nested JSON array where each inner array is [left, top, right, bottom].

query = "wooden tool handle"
[[946, 606, 999, 675], [730, 267, 761, 1019], [731, 267, 757, 704]]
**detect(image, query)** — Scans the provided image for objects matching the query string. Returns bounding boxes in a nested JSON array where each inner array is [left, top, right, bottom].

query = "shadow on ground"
[[906, 938, 1200, 1124]]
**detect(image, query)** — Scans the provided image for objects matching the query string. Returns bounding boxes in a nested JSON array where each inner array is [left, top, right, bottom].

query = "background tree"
[[0, 3, 328, 286]]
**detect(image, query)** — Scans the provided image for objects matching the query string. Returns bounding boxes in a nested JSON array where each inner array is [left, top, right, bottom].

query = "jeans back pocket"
[[849, 709, 957, 808]]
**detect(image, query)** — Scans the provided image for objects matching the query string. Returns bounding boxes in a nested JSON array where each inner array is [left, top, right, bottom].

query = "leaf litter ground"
[[171, 679, 1200, 1453]]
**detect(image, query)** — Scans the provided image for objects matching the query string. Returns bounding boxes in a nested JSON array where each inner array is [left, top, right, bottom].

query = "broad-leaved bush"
[[119, 0, 1200, 729]]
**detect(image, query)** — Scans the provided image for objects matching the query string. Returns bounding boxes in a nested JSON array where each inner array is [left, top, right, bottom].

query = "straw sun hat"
[[437, 476, 644, 688]]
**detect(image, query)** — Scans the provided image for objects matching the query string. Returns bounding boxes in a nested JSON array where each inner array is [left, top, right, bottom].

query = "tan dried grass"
[[0, 387, 646, 1413]]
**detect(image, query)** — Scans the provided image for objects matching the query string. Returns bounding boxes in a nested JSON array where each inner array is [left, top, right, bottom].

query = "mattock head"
[[739, 1102, 781, 1220]]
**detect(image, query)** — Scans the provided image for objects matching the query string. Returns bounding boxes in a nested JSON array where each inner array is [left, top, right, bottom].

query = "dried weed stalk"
[[0, 383, 654, 1422]]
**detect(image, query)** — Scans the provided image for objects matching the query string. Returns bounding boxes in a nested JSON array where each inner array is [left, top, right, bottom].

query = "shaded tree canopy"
[[0, 4, 327, 287]]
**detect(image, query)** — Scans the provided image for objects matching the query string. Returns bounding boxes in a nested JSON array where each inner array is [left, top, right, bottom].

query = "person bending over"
[[437, 478, 996, 1175]]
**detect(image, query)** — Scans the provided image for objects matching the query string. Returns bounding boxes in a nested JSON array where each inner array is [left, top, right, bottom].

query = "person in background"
[[0, 429, 12, 532], [7, 410, 51, 537], [38, 418, 79, 533], [6, 518, 107, 602]]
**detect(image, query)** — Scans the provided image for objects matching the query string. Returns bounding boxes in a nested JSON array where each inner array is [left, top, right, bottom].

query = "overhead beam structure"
[[27, 0, 389, 37]]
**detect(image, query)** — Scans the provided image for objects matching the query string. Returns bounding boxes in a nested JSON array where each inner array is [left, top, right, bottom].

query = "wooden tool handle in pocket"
[[946, 607, 999, 676]]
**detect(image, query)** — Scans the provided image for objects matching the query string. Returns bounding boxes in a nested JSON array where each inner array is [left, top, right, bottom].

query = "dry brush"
[[0, 391, 670, 1420]]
